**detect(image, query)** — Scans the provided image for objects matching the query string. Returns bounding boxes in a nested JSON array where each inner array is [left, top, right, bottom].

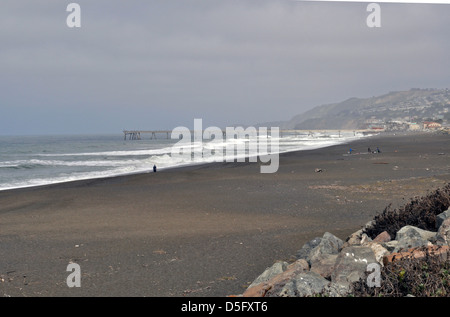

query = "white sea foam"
[[0, 132, 368, 191], [37, 147, 174, 157]]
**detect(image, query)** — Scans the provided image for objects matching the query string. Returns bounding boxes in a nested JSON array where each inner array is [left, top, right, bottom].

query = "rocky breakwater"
[[238, 208, 450, 297]]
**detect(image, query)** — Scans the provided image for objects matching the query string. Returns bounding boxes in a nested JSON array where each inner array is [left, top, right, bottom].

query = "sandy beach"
[[1, 132, 449, 297]]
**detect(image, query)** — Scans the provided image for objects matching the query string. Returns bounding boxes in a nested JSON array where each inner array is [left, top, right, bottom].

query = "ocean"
[[0, 131, 366, 191]]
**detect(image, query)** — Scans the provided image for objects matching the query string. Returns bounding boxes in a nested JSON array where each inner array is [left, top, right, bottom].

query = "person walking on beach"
[[368, 147, 371, 153], [376, 147, 381, 153], [153, 165, 157, 173]]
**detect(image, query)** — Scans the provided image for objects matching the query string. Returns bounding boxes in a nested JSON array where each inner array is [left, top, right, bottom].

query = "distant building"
[[423, 121, 442, 130], [408, 123, 421, 131]]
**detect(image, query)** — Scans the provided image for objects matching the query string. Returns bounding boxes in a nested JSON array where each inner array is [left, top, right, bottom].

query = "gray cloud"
[[0, 0, 449, 134]]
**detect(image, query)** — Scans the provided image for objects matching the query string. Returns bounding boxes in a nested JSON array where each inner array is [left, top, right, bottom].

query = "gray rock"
[[310, 254, 338, 279], [394, 226, 433, 252], [307, 232, 343, 264], [436, 218, 450, 246], [295, 237, 322, 260], [266, 271, 330, 297], [436, 208, 450, 230], [322, 282, 352, 297], [384, 240, 399, 252], [396, 225, 436, 241], [331, 246, 377, 285], [247, 261, 288, 289], [343, 229, 364, 248], [242, 259, 309, 297]]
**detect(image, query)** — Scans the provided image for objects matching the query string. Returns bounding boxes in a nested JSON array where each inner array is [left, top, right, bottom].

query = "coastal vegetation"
[[240, 184, 450, 297], [354, 184, 450, 296], [364, 183, 450, 239]]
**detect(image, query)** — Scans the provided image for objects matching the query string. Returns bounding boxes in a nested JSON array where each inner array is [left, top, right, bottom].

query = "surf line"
[[170, 119, 280, 174]]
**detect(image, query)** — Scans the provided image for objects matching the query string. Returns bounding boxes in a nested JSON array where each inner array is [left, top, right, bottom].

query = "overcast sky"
[[0, 0, 449, 135]]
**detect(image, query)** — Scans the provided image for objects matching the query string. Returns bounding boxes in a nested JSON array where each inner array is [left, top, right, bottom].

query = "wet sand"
[[1, 132, 449, 297]]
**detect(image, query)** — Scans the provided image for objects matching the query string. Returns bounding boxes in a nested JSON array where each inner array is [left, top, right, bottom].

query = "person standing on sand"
[[153, 165, 157, 172]]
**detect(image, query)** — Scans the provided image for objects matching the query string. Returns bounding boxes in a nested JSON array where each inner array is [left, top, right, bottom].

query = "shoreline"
[[0, 130, 372, 193], [1, 131, 449, 297]]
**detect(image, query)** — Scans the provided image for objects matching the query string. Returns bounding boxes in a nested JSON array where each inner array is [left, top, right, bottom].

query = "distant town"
[[361, 88, 450, 133], [269, 88, 450, 133]]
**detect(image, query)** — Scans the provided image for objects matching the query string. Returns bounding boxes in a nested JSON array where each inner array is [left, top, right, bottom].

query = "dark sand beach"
[[1, 132, 449, 297]]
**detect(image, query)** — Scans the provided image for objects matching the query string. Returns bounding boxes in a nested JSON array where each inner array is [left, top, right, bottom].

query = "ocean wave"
[[0, 133, 368, 191], [0, 164, 21, 169], [36, 147, 174, 157], [0, 159, 156, 168]]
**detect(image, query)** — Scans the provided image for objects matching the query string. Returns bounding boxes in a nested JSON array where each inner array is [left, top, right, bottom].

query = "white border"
[[296, 0, 450, 4]]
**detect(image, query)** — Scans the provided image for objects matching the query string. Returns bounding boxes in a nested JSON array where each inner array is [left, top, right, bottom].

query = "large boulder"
[[394, 226, 434, 252], [295, 237, 322, 260], [247, 261, 289, 289], [436, 218, 450, 246], [242, 259, 309, 297], [436, 208, 450, 230], [310, 254, 338, 279], [343, 229, 365, 248], [331, 246, 377, 285], [396, 225, 436, 241], [384, 240, 399, 252], [265, 271, 330, 297], [307, 232, 343, 264], [322, 282, 352, 297]]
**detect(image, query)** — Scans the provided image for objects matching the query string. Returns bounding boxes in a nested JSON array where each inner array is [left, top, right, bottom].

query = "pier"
[[123, 130, 172, 140], [123, 129, 371, 140]]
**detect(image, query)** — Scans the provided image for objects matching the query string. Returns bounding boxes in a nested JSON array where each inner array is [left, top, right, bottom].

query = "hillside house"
[[423, 121, 442, 130]]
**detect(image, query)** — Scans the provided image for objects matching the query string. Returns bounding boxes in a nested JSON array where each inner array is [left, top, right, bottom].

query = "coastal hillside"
[[261, 88, 450, 130]]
